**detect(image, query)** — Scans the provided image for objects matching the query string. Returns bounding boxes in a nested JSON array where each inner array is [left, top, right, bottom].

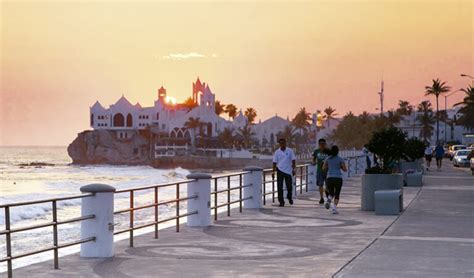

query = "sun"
[[165, 96, 177, 105]]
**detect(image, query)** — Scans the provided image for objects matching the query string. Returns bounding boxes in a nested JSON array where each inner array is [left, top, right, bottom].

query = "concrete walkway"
[[336, 164, 474, 278], [7, 162, 473, 277]]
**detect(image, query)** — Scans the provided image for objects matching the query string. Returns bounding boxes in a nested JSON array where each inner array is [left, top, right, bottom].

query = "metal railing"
[[0, 194, 96, 278], [262, 164, 311, 205], [0, 158, 367, 277], [113, 179, 198, 247], [344, 155, 368, 177], [210, 171, 252, 221]]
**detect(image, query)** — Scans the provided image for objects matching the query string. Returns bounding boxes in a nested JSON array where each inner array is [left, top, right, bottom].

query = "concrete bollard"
[[308, 165, 317, 191], [243, 166, 263, 209], [80, 184, 116, 258], [186, 173, 212, 227]]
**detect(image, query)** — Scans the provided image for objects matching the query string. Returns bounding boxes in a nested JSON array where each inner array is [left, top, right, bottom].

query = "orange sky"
[[1, 0, 472, 146]]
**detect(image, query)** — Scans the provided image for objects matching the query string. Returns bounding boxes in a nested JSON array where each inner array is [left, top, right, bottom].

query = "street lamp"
[[444, 89, 462, 143]]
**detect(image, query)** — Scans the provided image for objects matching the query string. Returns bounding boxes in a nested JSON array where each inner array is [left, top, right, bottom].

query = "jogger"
[[312, 138, 330, 204], [323, 145, 347, 214]]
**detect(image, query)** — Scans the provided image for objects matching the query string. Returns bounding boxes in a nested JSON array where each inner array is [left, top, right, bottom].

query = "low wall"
[[151, 156, 273, 170]]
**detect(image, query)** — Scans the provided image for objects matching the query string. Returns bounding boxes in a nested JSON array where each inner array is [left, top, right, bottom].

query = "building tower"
[[158, 86, 167, 103]]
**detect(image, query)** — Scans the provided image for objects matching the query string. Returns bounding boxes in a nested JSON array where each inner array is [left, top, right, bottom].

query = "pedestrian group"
[[272, 138, 347, 214]]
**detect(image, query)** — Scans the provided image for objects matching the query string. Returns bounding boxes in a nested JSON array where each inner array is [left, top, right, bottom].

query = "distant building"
[[89, 78, 324, 149], [396, 107, 469, 144]]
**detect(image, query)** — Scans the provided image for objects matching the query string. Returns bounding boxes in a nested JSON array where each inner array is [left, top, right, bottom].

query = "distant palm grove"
[[181, 78, 473, 152]]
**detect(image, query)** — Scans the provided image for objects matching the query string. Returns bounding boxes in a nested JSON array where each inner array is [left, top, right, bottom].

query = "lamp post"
[[444, 89, 462, 143]]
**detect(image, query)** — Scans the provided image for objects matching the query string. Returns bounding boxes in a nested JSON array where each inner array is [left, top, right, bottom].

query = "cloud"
[[159, 52, 220, 61], [161, 52, 205, 60]]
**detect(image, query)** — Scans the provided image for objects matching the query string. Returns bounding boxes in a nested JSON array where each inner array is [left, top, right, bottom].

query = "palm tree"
[[244, 107, 257, 124], [277, 125, 297, 147], [425, 78, 451, 142], [291, 107, 311, 135], [225, 104, 238, 120], [184, 117, 201, 147], [236, 124, 255, 149], [358, 111, 372, 125], [218, 127, 234, 148], [454, 85, 474, 131], [323, 106, 338, 130], [416, 101, 435, 142], [386, 109, 401, 126], [396, 100, 414, 117], [215, 101, 226, 116]]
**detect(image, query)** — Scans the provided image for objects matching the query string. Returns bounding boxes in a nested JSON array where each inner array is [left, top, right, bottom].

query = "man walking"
[[272, 138, 296, 207], [434, 142, 445, 171], [312, 138, 330, 204]]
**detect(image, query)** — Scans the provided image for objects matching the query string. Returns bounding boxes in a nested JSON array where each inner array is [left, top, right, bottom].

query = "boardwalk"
[[7, 163, 474, 277]]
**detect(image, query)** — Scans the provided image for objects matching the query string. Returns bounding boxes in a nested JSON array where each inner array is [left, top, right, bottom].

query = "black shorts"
[[326, 177, 343, 200], [425, 155, 432, 162], [436, 156, 443, 162]]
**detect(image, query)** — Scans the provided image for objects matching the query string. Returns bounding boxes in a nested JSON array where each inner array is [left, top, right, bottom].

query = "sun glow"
[[165, 96, 177, 105]]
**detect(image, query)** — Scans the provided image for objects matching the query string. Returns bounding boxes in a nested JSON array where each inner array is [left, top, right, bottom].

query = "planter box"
[[400, 160, 423, 172], [361, 173, 403, 211], [406, 172, 423, 187], [399, 160, 423, 185]]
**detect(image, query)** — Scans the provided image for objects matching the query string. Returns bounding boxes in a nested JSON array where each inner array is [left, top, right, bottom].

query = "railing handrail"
[[2, 160, 370, 277], [114, 179, 197, 193], [0, 193, 95, 208]]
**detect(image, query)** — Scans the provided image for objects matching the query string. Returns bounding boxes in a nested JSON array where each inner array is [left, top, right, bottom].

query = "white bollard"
[[243, 166, 263, 209], [186, 173, 212, 227], [308, 165, 317, 191], [80, 184, 116, 258]]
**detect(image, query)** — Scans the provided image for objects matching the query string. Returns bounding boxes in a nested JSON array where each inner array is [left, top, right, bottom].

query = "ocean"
[[0, 146, 240, 271]]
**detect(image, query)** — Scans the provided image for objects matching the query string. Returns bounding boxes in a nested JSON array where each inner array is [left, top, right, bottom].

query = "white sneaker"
[[331, 207, 339, 214], [325, 198, 331, 210]]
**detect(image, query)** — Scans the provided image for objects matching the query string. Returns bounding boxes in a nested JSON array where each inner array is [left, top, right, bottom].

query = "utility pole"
[[378, 80, 384, 115]]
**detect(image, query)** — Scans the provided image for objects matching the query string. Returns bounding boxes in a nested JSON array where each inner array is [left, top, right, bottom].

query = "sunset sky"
[[1, 0, 472, 146]]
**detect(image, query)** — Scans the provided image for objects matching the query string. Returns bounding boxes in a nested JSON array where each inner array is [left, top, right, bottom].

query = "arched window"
[[113, 113, 125, 127], [126, 113, 133, 127], [156, 112, 160, 120], [184, 131, 191, 138], [177, 130, 184, 138]]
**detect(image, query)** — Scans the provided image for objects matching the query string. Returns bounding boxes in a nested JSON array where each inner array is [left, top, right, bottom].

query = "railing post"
[[308, 164, 317, 191], [186, 173, 212, 227], [80, 184, 116, 258], [243, 166, 263, 209]]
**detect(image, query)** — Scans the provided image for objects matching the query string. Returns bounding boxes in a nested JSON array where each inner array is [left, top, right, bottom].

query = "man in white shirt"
[[272, 138, 296, 207]]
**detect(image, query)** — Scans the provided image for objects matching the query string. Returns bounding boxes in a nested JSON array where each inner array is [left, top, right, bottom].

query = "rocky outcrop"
[[68, 130, 151, 165]]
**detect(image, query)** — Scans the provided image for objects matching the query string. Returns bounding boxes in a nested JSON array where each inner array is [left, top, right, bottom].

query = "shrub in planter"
[[362, 126, 406, 211], [403, 138, 425, 162], [366, 126, 407, 174]]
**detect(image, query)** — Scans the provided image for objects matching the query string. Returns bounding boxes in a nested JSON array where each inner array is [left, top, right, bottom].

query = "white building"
[[396, 107, 469, 144], [89, 78, 303, 147]]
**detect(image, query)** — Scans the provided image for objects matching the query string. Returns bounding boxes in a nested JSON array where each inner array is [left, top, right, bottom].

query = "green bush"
[[403, 138, 425, 162], [366, 127, 407, 173]]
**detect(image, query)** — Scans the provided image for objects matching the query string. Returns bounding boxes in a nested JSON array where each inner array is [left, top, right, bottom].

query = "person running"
[[424, 143, 433, 171], [312, 138, 330, 204], [322, 145, 347, 214], [434, 142, 445, 171], [272, 138, 296, 207]]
